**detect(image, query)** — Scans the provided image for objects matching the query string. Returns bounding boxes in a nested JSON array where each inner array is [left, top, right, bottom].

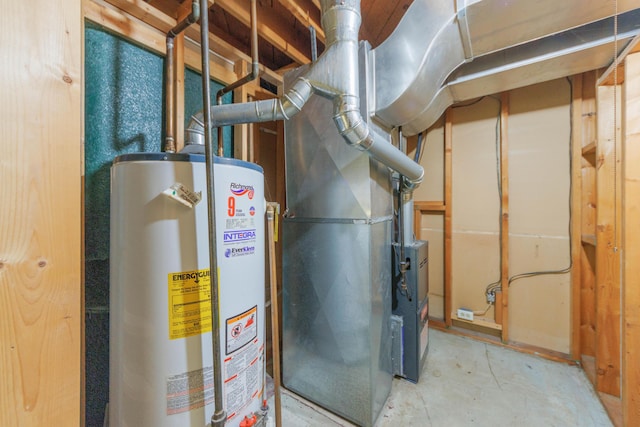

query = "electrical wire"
[[485, 80, 575, 298], [452, 96, 486, 109], [473, 305, 492, 316], [493, 80, 574, 296]]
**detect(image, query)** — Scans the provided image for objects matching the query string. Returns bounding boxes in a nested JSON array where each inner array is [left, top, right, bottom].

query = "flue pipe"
[[215, 0, 260, 156], [185, 0, 424, 189], [164, 0, 200, 152], [197, 1, 226, 426]]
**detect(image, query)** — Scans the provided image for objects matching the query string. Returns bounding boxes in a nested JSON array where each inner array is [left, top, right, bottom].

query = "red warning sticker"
[[225, 306, 257, 355]]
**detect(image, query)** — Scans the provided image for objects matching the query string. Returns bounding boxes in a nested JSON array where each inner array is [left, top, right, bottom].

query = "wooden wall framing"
[[0, 0, 83, 424], [622, 51, 640, 427]]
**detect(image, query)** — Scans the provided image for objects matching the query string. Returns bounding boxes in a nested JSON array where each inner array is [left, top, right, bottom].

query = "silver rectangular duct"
[[282, 43, 394, 427], [373, 0, 640, 135]]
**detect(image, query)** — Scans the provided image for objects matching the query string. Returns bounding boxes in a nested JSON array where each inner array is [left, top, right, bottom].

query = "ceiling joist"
[[277, 0, 325, 44], [214, 0, 311, 65], [100, 0, 282, 85]]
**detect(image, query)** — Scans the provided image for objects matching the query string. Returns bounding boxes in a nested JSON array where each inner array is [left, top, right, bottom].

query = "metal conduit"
[[185, 0, 424, 189], [164, 0, 199, 153], [197, 1, 226, 426]]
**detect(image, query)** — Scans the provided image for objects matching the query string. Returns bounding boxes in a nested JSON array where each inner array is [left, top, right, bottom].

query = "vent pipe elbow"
[[184, 78, 314, 150], [333, 102, 424, 189]]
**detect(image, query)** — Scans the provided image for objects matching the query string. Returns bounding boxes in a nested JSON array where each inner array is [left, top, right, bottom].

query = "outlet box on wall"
[[457, 308, 474, 321]]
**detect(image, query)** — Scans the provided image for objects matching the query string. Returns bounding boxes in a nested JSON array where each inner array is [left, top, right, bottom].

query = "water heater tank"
[[109, 153, 265, 427]]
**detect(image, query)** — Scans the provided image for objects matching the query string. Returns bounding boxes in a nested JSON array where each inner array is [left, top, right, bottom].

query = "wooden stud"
[[622, 51, 640, 427], [580, 70, 598, 359], [500, 92, 510, 343], [95, 0, 283, 86], [277, 0, 325, 43], [571, 74, 583, 360], [444, 109, 453, 327], [174, 6, 190, 152], [214, 0, 311, 65], [233, 60, 251, 161], [0, 0, 82, 424], [595, 84, 622, 397]]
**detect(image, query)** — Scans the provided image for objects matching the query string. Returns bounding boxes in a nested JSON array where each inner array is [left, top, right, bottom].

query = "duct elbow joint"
[[250, 62, 260, 79], [278, 78, 313, 120]]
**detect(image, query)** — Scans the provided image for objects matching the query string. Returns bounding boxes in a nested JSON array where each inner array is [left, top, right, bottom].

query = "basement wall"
[[414, 78, 572, 354]]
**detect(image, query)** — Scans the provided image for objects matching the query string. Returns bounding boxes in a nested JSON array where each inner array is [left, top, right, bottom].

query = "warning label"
[[224, 339, 262, 421], [225, 306, 258, 354], [166, 366, 214, 415], [168, 268, 212, 340]]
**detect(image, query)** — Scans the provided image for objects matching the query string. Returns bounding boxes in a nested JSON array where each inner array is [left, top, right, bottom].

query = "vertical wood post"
[[622, 51, 640, 427], [174, 8, 189, 152], [571, 74, 583, 360], [233, 60, 250, 160], [444, 108, 453, 327], [500, 92, 510, 343], [595, 84, 622, 396], [580, 71, 598, 358]]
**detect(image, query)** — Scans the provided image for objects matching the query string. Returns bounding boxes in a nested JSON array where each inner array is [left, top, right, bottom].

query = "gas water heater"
[[109, 153, 265, 427]]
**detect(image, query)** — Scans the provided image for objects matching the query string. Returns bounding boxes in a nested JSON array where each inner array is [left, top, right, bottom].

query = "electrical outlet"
[[486, 291, 496, 304], [457, 308, 474, 321]]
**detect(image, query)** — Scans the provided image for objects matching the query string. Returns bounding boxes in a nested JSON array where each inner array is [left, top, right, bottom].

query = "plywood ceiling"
[[145, 0, 413, 71]]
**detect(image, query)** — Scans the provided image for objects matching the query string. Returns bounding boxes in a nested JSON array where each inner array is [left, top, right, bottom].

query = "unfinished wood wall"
[[0, 0, 82, 425], [415, 79, 573, 354]]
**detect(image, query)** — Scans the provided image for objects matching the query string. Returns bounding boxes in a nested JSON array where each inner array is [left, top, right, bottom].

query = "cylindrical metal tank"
[[109, 153, 265, 427]]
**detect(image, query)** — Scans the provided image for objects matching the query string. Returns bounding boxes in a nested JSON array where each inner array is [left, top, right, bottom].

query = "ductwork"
[[373, 0, 640, 136], [185, 0, 424, 189]]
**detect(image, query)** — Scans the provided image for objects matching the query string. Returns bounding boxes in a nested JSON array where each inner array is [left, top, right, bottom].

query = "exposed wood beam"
[[623, 51, 640, 427], [580, 71, 598, 359], [499, 92, 510, 343], [570, 74, 583, 361], [598, 35, 640, 86], [277, 0, 325, 44], [214, 0, 311, 65], [444, 108, 453, 327], [99, 0, 282, 85], [595, 84, 622, 397]]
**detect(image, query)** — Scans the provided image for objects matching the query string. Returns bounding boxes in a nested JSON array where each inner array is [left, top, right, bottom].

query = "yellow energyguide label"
[[168, 268, 212, 340]]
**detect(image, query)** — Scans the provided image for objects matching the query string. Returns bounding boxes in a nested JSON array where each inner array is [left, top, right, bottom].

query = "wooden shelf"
[[582, 234, 596, 246]]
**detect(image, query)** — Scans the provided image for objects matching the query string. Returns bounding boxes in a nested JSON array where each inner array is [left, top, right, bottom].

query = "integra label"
[[223, 229, 256, 243], [224, 246, 255, 258]]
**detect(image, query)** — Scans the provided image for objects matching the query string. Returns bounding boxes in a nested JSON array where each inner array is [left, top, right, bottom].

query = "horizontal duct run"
[[374, 0, 640, 135]]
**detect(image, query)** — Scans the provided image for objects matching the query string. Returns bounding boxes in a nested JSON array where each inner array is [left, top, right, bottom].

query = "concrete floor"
[[268, 329, 611, 427]]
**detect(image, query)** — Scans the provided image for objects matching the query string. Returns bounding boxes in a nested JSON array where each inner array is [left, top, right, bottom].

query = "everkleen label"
[[168, 268, 212, 340]]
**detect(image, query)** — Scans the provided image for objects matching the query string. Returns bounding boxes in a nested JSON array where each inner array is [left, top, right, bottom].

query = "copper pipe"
[[164, 0, 199, 152]]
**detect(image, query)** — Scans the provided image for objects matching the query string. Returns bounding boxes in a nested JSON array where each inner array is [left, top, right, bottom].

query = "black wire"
[[485, 80, 575, 294], [452, 96, 486, 109], [507, 78, 574, 287]]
